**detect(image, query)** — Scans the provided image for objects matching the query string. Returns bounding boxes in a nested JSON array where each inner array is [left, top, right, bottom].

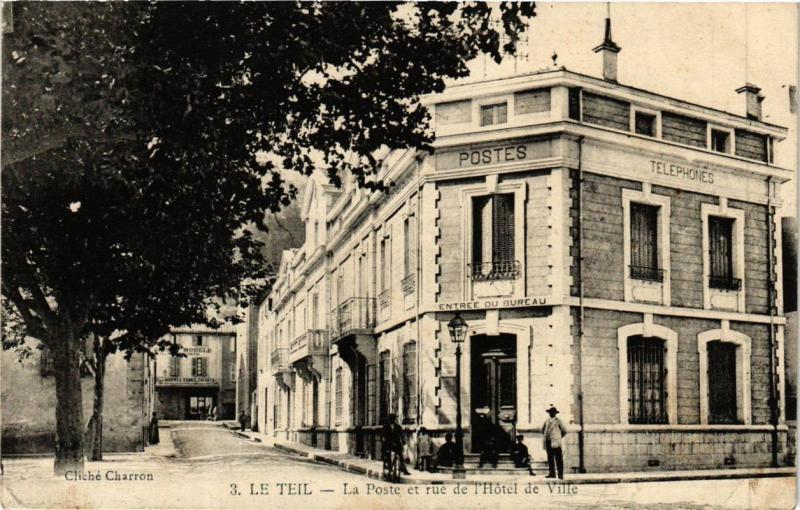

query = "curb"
[[269, 441, 795, 485], [234, 434, 796, 486]]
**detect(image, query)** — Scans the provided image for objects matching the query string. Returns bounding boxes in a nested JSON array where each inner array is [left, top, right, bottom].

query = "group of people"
[[380, 405, 568, 479]]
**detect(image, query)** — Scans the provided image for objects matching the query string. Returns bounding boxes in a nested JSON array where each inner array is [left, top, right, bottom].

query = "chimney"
[[736, 83, 764, 121], [593, 17, 621, 82]]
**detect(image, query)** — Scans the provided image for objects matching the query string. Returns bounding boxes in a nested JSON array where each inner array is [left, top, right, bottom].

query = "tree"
[[2, 2, 535, 475]]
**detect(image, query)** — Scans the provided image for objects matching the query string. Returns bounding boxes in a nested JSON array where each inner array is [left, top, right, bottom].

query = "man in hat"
[[542, 405, 568, 479]]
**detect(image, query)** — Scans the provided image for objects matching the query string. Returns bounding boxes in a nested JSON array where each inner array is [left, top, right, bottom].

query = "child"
[[416, 427, 433, 472]]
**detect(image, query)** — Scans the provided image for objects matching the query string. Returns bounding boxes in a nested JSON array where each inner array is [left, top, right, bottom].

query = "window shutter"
[[631, 203, 658, 270], [472, 196, 491, 267], [492, 193, 515, 264], [709, 216, 734, 279]]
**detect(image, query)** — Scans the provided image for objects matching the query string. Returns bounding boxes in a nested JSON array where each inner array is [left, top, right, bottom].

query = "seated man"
[[436, 432, 456, 468], [511, 434, 531, 470]]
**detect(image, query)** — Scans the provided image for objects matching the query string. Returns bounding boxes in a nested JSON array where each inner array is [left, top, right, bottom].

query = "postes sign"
[[436, 140, 550, 171]]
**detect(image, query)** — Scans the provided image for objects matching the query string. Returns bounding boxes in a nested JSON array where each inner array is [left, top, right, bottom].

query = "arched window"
[[698, 326, 751, 424], [618, 317, 678, 425]]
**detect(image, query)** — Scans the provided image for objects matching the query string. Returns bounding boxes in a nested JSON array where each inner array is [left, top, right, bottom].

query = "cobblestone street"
[[1, 422, 795, 509]]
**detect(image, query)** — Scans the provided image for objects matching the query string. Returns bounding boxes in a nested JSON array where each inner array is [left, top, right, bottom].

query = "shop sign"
[[183, 346, 212, 354], [437, 296, 548, 312], [157, 376, 217, 385]]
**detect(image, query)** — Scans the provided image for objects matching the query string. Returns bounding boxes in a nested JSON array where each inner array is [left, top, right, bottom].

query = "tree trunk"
[[52, 330, 85, 476], [89, 343, 106, 461]]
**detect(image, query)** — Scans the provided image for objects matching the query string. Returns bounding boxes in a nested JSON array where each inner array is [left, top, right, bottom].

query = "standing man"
[[542, 405, 567, 479], [239, 410, 248, 432]]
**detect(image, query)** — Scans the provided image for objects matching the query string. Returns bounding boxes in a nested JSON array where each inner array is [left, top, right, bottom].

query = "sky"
[[462, 2, 799, 216]]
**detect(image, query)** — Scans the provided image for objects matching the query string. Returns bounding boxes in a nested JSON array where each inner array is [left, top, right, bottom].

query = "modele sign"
[[437, 296, 548, 312], [650, 159, 714, 184], [157, 376, 217, 385], [182, 346, 212, 354]]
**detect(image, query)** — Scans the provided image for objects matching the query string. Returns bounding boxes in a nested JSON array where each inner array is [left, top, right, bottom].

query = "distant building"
[[154, 325, 237, 420], [1, 338, 156, 454], [236, 299, 265, 429]]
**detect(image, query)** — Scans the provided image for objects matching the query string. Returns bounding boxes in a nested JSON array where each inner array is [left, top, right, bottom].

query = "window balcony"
[[629, 265, 665, 283], [709, 275, 742, 291], [401, 274, 416, 295], [329, 297, 376, 343], [288, 329, 329, 364], [468, 260, 521, 281], [270, 348, 290, 375]]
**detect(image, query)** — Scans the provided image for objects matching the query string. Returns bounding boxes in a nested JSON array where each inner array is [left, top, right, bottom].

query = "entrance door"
[[188, 395, 213, 420], [470, 334, 516, 453]]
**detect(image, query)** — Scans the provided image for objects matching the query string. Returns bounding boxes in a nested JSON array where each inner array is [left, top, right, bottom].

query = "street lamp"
[[447, 312, 468, 479]]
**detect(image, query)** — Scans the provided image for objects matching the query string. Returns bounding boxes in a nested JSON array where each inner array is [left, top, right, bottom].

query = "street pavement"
[[1, 421, 796, 509]]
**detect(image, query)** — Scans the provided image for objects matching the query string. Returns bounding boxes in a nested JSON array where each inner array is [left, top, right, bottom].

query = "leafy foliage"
[[2, 1, 535, 354]]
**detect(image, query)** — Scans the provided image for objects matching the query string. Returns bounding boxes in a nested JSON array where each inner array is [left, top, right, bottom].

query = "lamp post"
[[447, 312, 468, 479]]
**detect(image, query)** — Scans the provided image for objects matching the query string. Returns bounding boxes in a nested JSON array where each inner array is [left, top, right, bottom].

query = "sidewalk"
[[229, 427, 796, 485]]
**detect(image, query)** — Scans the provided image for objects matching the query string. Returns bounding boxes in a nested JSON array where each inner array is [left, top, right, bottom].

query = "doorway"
[[187, 395, 214, 420], [470, 334, 517, 453]]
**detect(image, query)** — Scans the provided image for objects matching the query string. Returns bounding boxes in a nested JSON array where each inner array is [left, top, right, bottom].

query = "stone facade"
[[1, 339, 155, 455], [257, 67, 792, 472]]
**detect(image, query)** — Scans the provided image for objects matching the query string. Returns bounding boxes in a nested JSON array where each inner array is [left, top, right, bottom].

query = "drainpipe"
[[415, 157, 423, 427], [576, 135, 587, 473], [767, 176, 780, 467]]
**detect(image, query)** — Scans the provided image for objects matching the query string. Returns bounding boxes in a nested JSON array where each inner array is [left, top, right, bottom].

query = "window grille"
[[630, 203, 661, 281], [709, 216, 740, 290], [627, 336, 668, 424]]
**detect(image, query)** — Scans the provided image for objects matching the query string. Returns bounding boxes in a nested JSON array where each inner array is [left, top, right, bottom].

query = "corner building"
[[259, 59, 792, 472]]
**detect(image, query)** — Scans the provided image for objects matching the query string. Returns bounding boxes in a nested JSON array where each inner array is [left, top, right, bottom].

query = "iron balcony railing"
[[271, 348, 289, 374], [289, 329, 329, 361], [709, 275, 742, 291], [629, 265, 664, 283], [468, 260, 521, 281], [378, 289, 390, 309], [329, 297, 376, 341]]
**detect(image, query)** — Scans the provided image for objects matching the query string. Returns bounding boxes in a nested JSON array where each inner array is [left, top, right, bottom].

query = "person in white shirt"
[[542, 405, 568, 479]]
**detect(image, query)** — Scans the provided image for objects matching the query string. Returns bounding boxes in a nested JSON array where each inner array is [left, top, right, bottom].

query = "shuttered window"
[[628, 336, 667, 424], [480, 103, 507, 126], [709, 216, 738, 290], [367, 364, 377, 425], [472, 193, 516, 279], [708, 341, 738, 424], [630, 203, 661, 281], [402, 342, 417, 422], [335, 368, 343, 425], [191, 357, 207, 377], [169, 356, 180, 377], [379, 351, 390, 422]]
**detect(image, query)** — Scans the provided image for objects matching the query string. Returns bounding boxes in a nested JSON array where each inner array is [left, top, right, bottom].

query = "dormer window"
[[709, 126, 733, 154], [480, 103, 507, 127]]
